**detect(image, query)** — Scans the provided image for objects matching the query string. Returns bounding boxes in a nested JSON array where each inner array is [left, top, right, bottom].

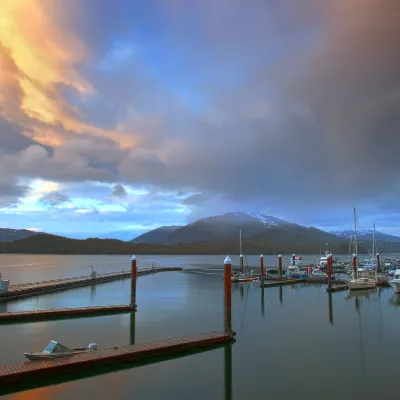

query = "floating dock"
[[0, 267, 182, 302], [0, 331, 233, 386], [326, 285, 348, 293], [0, 305, 133, 323]]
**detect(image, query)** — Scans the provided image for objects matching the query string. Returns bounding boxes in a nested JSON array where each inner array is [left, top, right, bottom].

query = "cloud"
[[111, 184, 127, 198], [39, 191, 71, 208], [0, 0, 400, 233]]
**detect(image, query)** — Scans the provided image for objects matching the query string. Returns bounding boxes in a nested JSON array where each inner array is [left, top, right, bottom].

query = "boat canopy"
[[43, 341, 73, 354]]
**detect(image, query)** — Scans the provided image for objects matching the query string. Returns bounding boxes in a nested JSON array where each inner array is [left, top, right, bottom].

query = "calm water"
[[0, 254, 399, 399]]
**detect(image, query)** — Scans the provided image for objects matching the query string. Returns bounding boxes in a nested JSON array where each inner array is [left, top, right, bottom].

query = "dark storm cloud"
[[111, 184, 127, 198], [39, 191, 71, 208]]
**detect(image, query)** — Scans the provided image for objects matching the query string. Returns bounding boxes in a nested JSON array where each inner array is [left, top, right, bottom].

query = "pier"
[[0, 332, 233, 387], [0, 305, 133, 323], [0, 266, 182, 302]]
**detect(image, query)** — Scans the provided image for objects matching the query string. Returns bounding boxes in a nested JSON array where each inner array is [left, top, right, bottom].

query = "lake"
[[0, 254, 399, 399]]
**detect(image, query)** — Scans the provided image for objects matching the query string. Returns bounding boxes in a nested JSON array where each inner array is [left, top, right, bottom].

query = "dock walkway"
[[0, 331, 233, 386], [0, 267, 182, 302], [0, 305, 133, 323]]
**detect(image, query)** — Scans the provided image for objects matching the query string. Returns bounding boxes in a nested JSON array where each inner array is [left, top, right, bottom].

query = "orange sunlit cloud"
[[0, 0, 135, 148]]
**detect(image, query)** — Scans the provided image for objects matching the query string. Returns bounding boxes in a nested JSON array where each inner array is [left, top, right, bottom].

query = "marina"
[[0, 253, 399, 399]]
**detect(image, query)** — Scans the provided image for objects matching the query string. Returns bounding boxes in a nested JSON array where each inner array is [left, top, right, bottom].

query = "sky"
[[0, 0, 400, 239]]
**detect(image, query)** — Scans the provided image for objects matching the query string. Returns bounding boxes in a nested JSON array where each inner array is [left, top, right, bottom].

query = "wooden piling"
[[376, 252, 380, 273], [278, 254, 283, 279], [260, 254, 264, 285], [327, 254, 332, 290], [131, 255, 137, 309], [224, 256, 232, 334], [352, 253, 357, 279]]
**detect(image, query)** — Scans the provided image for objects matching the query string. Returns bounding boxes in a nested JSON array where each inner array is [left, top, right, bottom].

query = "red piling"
[[376, 252, 380, 273], [131, 255, 137, 309], [278, 255, 283, 279], [260, 254, 264, 285], [327, 254, 332, 290], [352, 253, 357, 279], [224, 256, 232, 334]]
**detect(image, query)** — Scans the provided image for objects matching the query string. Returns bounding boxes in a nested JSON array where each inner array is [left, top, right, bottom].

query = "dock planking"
[[0, 332, 234, 387], [0, 267, 182, 302], [0, 305, 133, 323]]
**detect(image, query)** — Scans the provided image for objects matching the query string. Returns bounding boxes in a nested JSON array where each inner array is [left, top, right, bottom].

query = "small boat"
[[23, 340, 98, 361], [286, 266, 308, 279], [310, 267, 328, 279], [389, 269, 400, 294], [347, 209, 377, 291]]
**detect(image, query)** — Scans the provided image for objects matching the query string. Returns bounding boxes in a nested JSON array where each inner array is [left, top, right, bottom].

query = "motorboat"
[[389, 269, 400, 294], [286, 266, 308, 279], [310, 267, 328, 279], [23, 340, 98, 361], [231, 272, 259, 283]]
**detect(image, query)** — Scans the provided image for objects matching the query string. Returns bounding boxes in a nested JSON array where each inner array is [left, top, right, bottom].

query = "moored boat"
[[24, 340, 97, 361], [389, 269, 400, 294]]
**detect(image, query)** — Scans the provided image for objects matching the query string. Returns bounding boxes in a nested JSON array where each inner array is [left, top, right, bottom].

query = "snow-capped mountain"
[[327, 229, 400, 243]]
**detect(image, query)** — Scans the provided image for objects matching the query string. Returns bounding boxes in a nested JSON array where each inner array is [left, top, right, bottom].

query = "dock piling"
[[278, 255, 283, 279], [224, 256, 232, 334], [376, 252, 380, 273], [131, 255, 137, 310], [327, 253, 332, 290], [260, 254, 264, 285], [352, 253, 357, 279]]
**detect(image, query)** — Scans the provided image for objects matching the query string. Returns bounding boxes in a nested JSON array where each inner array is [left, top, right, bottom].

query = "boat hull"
[[347, 280, 377, 290], [389, 280, 400, 294], [23, 350, 91, 361]]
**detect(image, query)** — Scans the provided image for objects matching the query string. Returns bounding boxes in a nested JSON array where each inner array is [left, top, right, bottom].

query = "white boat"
[[310, 268, 328, 279], [347, 208, 377, 291], [389, 269, 400, 294], [24, 340, 97, 361]]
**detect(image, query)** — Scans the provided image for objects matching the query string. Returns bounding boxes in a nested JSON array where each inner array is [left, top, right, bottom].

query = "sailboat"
[[231, 230, 259, 283], [347, 208, 377, 290]]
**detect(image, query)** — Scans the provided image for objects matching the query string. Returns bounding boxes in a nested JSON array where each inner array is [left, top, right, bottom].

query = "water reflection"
[[279, 286, 283, 306], [0, 302, 7, 313], [261, 288, 265, 318], [345, 288, 378, 299], [327, 293, 333, 325], [224, 344, 233, 400], [130, 311, 136, 345], [240, 285, 244, 302], [90, 284, 97, 300], [389, 292, 400, 306]]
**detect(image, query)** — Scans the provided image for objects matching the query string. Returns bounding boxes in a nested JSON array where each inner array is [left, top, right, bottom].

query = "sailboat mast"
[[240, 229, 242, 255], [354, 208, 358, 276], [239, 229, 244, 274]]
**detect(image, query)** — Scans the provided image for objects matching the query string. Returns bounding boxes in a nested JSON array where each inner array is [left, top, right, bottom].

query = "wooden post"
[[260, 254, 264, 285], [224, 256, 232, 334], [376, 252, 380, 274], [327, 254, 332, 290], [352, 253, 357, 280], [240, 254, 244, 274], [131, 255, 137, 309], [278, 254, 283, 279]]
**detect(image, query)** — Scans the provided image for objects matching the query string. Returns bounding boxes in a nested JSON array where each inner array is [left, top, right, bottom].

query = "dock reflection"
[[224, 343, 232, 400]]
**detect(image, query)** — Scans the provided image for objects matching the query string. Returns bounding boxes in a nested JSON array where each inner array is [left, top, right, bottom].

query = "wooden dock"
[[0, 331, 233, 386], [261, 279, 302, 288], [0, 305, 133, 323], [326, 284, 348, 292], [0, 267, 182, 302]]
